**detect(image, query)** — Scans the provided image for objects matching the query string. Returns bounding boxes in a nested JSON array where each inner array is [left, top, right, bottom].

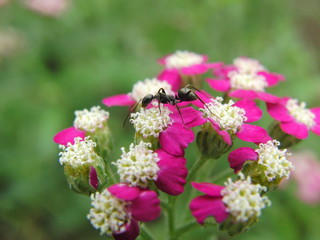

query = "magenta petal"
[[208, 118, 232, 145], [258, 71, 285, 87], [108, 184, 141, 201], [170, 107, 206, 127], [102, 94, 135, 107], [206, 79, 231, 92], [53, 127, 85, 146], [213, 65, 236, 78], [89, 166, 98, 189], [236, 124, 272, 144], [157, 69, 182, 91], [311, 124, 320, 136], [228, 147, 258, 172], [131, 190, 161, 222], [181, 64, 208, 75], [229, 89, 258, 99], [267, 102, 294, 122], [280, 121, 309, 139], [233, 99, 262, 122], [154, 149, 187, 196], [311, 107, 320, 125], [206, 62, 224, 69], [190, 195, 228, 224], [191, 182, 224, 197], [159, 123, 194, 156], [113, 220, 139, 240], [256, 92, 281, 103]]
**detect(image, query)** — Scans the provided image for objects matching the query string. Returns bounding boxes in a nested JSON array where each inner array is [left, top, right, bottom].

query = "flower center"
[[255, 140, 294, 181], [233, 57, 266, 74], [87, 189, 129, 236], [115, 141, 160, 187], [221, 175, 271, 222], [229, 71, 267, 91], [74, 106, 109, 132], [130, 102, 173, 138], [286, 98, 315, 128], [129, 78, 174, 102], [201, 97, 247, 133], [165, 50, 203, 69], [59, 137, 101, 167]]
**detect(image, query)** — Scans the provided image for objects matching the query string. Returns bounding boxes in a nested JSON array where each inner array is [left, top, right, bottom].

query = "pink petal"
[[258, 71, 285, 87], [89, 166, 98, 189], [229, 89, 258, 99], [113, 220, 139, 240], [236, 124, 272, 144], [102, 94, 135, 107], [154, 149, 188, 196], [311, 107, 320, 125], [159, 123, 194, 156], [233, 99, 262, 122], [170, 106, 206, 127], [181, 64, 208, 75], [213, 65, 236, 78], [206, 79, 231, 92], [53, 127, 86, 146], [108, 184, 141, 201], [208, 118, 232, 145], [267, 102, 294, 122], [311, 124, 320, 136], [157, 69, 182, 91], [228, 147, 258, 172], [280, 121, 309, 139], [190, 195, 228, 224], [205, 62, 224, 69], [256, 92, 281, 103], [130, 190, 161, 222], [191, 182, 224, 197]]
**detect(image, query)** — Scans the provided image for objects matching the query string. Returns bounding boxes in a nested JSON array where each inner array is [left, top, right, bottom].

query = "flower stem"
[[187, 154, 208, 181], [167, 196, 176, 240], [209, 168, 234, 183], [140, 225, 154, 240], [173, 221, 199, 239]]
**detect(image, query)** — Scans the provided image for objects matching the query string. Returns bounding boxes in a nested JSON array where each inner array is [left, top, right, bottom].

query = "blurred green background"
[[1, 0, 320, 239]]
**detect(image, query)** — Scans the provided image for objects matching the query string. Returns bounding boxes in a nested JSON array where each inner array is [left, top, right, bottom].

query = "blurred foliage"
[[1, 0, 320, 239]]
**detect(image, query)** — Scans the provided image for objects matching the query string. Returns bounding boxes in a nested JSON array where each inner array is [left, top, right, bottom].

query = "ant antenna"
[[123, 99, 142, 127]]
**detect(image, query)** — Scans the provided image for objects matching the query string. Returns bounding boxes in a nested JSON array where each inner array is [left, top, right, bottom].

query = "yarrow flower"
[[102, 78, 175, 107], [228, 140, 294, 190], [114, 141, 188, 195], [207, 57, 284, 103], [88, 184, 161, 240], [58, 136, 106, 194], [190, 175, 270, 236], [195, 96, 270, 158], [267, 97, 320, 142]]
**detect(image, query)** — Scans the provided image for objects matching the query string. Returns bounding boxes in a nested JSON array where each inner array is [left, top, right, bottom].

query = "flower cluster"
[[53, 51, 320, 239]]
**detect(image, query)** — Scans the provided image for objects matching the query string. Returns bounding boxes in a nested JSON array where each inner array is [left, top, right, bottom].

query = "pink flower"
[[207, 57, 284, 103], [196, 96, 271, 145], [267, 97, 320, 139], [102, 78, 177, 107], [190, 182, 228, 224], [288, 151, 320, 204], [25, 0, 69, 17], [88, 183, 161, 240], [115, 141, 188, 196]]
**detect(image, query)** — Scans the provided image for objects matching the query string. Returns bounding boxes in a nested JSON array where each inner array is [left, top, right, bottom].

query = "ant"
[[123, 84, 212, 127]]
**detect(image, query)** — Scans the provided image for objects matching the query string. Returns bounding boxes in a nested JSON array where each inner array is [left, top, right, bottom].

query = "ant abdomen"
[[141, 94, 154, 107], [177, 87, 198, 102]]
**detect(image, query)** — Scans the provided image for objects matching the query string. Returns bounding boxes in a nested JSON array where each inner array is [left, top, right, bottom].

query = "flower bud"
[[269, 122, 301, 148], [59, 137, 107, 195]]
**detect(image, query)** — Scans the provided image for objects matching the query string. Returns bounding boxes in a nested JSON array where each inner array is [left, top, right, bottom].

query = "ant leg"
[[123, 99, 142, 127], [175, 104, 185, 126]]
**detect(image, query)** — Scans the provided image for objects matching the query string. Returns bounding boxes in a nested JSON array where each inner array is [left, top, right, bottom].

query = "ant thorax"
[[130, 101, 173, 138], [129, 78, 174, 102]]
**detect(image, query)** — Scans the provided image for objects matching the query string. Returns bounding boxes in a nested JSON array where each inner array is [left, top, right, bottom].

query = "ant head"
[[141, 94, 155, 107], [178, 87, 197, 101]]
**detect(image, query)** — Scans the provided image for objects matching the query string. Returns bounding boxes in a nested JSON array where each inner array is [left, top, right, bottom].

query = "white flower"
[[286, 98, 315, 128], [165, 50, 204, 69], [74, 106, 109, 132]]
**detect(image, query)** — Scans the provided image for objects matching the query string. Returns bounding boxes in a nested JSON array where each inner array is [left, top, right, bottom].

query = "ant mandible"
[[124, 84, 211, 127]]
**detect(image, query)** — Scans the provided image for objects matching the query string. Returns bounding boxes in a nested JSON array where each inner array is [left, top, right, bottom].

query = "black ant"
[[123, 84, 212, 127]]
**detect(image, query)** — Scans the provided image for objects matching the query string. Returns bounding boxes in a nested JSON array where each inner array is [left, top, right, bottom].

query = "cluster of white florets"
[[165, 50, 204, 69], [286, 98, 315, 128], [129, 78, 174, 102], [228, 71, 267, 92], [202, 97, 247, 133], [233, 57, 266, 74], [74, 106, 109, 132], [221, 175, 271, 222], [59, 137, 100, 167], [87, 189, 129, 236], [255, 140, 294, 181], [130, 102, 173, 138], [115, 141, 160, 187]]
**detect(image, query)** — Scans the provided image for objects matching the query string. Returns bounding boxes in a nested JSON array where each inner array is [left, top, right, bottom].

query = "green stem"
[[209, 168, 234, 183], [140, 225, 154, 240], [167, 196, 176, 240], [187, 154, 208, 181], [173, 221, 199, 239]]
